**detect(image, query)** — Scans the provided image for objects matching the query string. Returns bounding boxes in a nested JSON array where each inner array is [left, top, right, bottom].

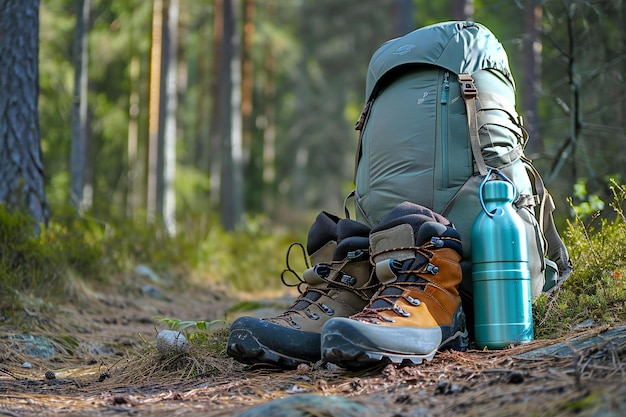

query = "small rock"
[[435, 381, 462, 395], [295, 363, 311, 375], [574, 319, 595, 329], [135, 264, 163, 284], [156, 330, 189, 357], [142, 284, 166, 300], [324, 362, 341, 371], [22, 362, 32, 369], [435, 381, 450, 394], [284, 384, 310, 394], [508, 371, 525, 384], [10, 334, 55, 358], [232, 394, 377, 417], [394, 393, 412, 404], [44, 370, 56, 380]]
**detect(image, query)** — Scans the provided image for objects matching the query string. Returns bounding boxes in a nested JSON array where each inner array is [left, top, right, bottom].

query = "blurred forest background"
[[32, 0, 625, 230], [0, 0, 625, 297]]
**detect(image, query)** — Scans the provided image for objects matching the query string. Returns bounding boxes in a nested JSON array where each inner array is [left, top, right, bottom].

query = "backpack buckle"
[[459, 74, 477, 99]]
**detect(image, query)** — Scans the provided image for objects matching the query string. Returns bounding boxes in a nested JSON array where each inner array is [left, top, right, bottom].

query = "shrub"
[[534, 180, 626, 337]]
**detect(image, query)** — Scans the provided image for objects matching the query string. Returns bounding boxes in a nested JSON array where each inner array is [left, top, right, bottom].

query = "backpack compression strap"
[[523, 157, 574, 281], [459, 73, 488, 177]]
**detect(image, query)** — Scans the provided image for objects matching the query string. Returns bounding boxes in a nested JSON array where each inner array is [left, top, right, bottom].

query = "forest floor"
[[1, 271, 625, 417]]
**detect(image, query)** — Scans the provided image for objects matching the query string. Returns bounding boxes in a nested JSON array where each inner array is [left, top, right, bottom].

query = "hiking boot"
[[227, 211, 378, 368], [321, 202, 469, 369]]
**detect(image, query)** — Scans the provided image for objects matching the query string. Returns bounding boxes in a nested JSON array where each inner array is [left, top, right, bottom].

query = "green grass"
[[0, 204, 303, 321], [533, 181, 626, 338], [0, 206, 81, 316]]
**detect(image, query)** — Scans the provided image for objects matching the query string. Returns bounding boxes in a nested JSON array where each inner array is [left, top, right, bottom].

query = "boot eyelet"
[[315, 264, 331, 278], [320, 303, 334, 315], [306, 309, 320, 320], [430, 237, 444, 248], [426, 263, 439, 274], [393, 305, 410, 317], [347, 249, 367, 260], [406, 295, 420, 306], [340, 274, 357, 286], [289, 319, 302, 329]]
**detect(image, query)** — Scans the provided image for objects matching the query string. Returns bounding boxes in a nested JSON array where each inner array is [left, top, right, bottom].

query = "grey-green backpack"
[[351, 21, 572, 302]]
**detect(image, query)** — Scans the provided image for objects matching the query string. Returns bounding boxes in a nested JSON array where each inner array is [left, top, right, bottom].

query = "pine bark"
[[0, 0, 50, 227]]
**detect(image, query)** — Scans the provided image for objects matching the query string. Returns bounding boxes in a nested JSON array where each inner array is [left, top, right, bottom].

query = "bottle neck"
[[483, 198, 512, 210]]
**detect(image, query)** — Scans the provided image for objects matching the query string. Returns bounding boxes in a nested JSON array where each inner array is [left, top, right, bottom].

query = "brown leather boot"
[[227, 211, 379, 368], [321, 202, 468, 369]]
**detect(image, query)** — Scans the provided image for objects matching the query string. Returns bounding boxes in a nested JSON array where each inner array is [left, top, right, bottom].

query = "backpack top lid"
[[365, 21, 515, 101]]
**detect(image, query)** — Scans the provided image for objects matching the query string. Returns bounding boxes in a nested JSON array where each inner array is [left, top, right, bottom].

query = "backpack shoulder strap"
[[354, 98, 375, 181]]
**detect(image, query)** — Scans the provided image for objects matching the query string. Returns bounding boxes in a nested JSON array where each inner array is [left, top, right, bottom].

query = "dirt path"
[[1, 276, 625, 416]]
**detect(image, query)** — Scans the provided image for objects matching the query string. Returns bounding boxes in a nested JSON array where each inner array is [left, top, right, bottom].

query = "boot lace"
[[278, 242, 373, 320], [280, 242, 311, 294], [277, 242, 336, 320], [352, 245, 437, 323]]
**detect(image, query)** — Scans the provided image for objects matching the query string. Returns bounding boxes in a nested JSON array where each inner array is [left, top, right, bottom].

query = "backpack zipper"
[[441, 71, 450, 188]]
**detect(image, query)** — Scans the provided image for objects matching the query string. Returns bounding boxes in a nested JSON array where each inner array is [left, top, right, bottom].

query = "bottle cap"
[[483, 180, 516, 202]]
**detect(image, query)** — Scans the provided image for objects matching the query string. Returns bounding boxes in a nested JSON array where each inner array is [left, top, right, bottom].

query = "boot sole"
[[227, 316, 320, 368], [322, 326, 469, 369], [321, 307, 469, 369]]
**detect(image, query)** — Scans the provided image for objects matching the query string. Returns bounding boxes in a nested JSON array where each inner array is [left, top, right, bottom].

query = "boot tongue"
[[370, 210, 444, 266], [368, 257, 428, 309], [306, 211, 340, 256], [337, 218, 371, 239], [292, 291, 322, 311], [415, 221, 448, 245], [415, 221, 463, 256], [334, 218, 370, 261], [295, 216, 371, 311]]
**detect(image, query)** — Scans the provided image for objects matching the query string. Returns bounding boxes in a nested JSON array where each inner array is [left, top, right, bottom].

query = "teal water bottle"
[[471, 172, 534, 349]]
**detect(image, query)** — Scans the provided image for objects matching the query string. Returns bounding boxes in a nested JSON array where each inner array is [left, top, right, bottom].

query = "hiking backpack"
[[351, 21, 572, 302]]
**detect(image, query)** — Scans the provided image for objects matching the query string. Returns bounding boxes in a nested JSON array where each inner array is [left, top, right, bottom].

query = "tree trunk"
[[162, 0, 179, 235], [219, 0, 243, 230], [290, 3, 311, 211], [0, 0, 50, 227], [261, 4, 277, 214], [209, 0, 223, 208], [451, 0, 474, 21], [522, 0, 543, 157], [393, 0, 414, 36], [241, 0, 255, 166], [546, 3, 580, 185], [127, 55, 141, 218], [190, 8, 211, 173], [147, 0, 164, 222], [70, 0, 91, 213]]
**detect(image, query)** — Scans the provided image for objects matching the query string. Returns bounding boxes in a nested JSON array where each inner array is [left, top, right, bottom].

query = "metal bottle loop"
[[478, 168, 519, 218]]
